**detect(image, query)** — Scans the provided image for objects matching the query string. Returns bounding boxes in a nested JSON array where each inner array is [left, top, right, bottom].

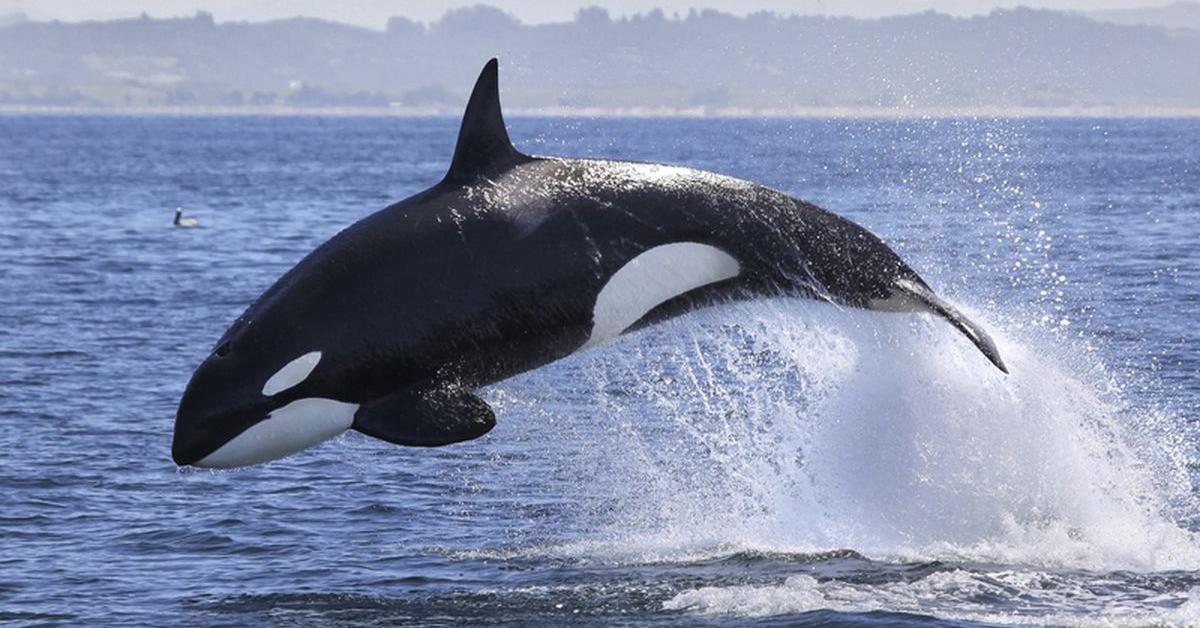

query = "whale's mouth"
[[172, 411, 251, 467], [175, 398, 360, 469]]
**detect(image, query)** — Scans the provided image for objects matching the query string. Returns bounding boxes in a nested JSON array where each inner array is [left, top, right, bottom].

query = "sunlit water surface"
[[1, 116, 1198, 626]]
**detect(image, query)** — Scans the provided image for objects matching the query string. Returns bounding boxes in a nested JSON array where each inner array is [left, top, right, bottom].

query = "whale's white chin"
[[195, 398, 359, 469]]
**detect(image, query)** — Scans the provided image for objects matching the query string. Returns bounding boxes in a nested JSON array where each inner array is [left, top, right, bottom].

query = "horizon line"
[[0, 3, 1183, 32], [4, 103, 1199, 119]]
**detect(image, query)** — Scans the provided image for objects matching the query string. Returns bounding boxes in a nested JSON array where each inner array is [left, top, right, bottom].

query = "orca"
[[171, 59, 1007, 469]]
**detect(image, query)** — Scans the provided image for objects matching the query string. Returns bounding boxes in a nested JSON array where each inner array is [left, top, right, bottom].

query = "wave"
[[663, 570, 1200, 626]]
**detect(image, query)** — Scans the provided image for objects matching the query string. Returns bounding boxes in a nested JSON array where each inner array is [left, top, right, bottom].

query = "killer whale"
[[171, 59, 1007, 469]]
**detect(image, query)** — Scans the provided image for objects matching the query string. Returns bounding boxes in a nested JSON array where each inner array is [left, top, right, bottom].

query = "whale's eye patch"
[[262, 351, 323, 397], [214, 341, 232, 357]]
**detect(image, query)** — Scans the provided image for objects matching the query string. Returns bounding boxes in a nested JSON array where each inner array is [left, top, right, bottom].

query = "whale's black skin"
[[172, 59, 1007, 468]]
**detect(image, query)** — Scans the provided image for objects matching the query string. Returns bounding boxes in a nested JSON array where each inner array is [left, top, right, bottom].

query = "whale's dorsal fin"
[[445, 58, 528, 182]]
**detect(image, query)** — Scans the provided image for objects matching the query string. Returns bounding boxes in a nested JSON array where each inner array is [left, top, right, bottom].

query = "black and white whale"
[[171, 59, 1007, 469]]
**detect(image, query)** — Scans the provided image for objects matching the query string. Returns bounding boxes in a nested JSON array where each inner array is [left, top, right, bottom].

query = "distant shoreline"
[[3, 104, 1199, 119]]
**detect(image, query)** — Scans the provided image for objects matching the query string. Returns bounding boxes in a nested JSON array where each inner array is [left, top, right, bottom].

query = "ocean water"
[[1, 115, 1198, 626]]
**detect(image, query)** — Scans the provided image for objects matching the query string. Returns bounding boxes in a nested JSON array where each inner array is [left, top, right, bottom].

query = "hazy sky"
[[0, 0, 1173, 28]]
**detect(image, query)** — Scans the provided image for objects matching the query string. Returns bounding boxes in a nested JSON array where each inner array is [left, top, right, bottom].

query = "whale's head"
[[171, 318, 359, 469]]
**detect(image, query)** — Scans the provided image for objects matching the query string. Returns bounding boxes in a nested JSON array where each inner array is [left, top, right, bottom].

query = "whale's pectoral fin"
[[352, 385, 496, 447]]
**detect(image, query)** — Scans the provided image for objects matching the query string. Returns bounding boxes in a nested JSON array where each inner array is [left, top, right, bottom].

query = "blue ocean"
[[2, 115, 1198, 626]]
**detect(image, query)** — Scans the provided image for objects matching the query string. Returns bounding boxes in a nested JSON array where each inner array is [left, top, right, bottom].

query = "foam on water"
[[484, 296, 1200, 620], [663, 572, 1200, 626]]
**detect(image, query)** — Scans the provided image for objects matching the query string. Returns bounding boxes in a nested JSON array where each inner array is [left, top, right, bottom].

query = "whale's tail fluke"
[[894, 278, 1009, 374]]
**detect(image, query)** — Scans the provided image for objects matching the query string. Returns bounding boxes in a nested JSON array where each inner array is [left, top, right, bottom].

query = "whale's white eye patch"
[[584, 242, 740, 349], [262, 351, 322, 396]]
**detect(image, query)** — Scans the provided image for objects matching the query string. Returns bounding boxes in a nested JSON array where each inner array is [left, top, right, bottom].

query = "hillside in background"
[[1086, 1, 1200, 30], [1, 5, 1198, 114]]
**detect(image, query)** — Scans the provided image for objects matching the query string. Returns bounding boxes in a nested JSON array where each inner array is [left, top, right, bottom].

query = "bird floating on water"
[[174, 207, 199, 228]]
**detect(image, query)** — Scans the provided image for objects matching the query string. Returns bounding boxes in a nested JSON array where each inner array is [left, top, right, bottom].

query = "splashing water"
[[483, 296, 1200, 622]]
